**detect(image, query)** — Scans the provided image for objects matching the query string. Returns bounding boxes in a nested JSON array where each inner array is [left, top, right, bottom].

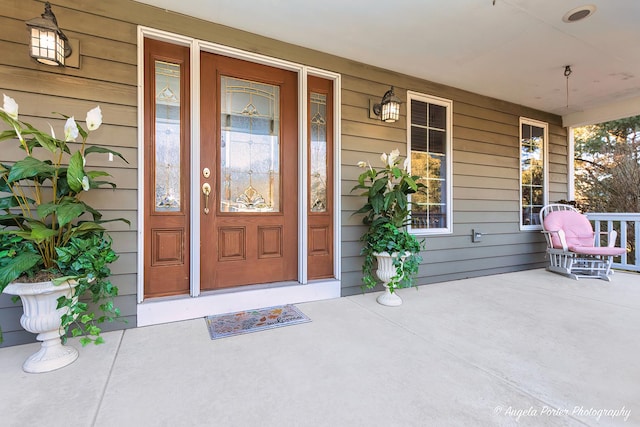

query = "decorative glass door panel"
[[220, 77, 280, 212], [310, 92, 327, 213], [154, 60, 182, 212]]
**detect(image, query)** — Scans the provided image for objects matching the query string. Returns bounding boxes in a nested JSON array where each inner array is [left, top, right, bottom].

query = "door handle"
[[202, 183, 211, 214]]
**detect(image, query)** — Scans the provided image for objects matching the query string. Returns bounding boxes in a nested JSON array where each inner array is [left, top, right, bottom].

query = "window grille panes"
[[428, 104, 446, 129], [310, 92, 327, 212], [154, 60, 181, 212], [220, 76, 280, 212], [520, 120, 547, 227], [411, 101, 427, 126], [410, 98, 450, 231]]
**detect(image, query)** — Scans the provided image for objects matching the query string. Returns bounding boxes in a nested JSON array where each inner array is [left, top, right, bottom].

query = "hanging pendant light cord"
[[564, 65, 572, 109]]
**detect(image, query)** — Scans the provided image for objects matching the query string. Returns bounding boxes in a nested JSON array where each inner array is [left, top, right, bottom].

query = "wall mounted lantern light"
[[370, 86, 402, 123], [26, 2, 79, 68]]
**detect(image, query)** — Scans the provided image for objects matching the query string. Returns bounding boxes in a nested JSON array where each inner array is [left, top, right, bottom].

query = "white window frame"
[[407, 91, 453, 235], [519, 117, 549, 231], [567, 126, 575, 201]]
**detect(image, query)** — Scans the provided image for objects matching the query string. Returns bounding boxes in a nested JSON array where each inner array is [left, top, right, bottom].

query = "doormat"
[[205, 304, 311, 340]]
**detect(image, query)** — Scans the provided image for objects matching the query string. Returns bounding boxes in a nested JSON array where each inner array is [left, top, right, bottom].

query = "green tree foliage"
[[574, 116, 640, 213]]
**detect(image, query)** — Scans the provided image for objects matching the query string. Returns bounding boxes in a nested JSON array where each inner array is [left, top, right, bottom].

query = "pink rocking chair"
[[539, 204, 626, 281]]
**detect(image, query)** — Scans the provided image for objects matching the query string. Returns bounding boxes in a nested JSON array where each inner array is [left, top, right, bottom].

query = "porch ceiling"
[[135, 0, 640, 127]]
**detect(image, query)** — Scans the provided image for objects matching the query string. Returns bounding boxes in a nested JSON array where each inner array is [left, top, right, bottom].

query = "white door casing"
[[136, 26, 341, 326]]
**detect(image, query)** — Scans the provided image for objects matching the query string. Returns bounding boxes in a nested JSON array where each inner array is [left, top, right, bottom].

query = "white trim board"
[[563, 95, 640, 128], [137, 280, 341, 326]]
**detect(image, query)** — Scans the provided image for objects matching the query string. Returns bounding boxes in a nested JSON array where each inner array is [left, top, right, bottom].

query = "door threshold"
[[137, 279, 340, 327], [200, 280, 301, 297]]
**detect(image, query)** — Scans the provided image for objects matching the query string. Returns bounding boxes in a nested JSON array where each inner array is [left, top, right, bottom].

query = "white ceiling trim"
[[563, 96, 640, 128]]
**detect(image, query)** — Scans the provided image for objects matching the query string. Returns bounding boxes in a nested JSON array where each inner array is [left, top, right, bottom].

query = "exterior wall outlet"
[[472, 229, 483, 243]]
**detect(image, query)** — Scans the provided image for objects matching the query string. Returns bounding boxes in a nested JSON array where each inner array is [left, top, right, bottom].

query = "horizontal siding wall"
[[0, 0, 138, 346], [339, 78, 567, 296], [0, 0, 568, 345]]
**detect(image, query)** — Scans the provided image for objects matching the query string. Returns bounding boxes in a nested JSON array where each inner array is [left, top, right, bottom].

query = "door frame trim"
[[137, 26, 341, 321]]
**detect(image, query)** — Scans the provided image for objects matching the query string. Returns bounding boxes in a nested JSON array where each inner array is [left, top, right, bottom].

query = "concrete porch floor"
[[1, 269, 639, 427]]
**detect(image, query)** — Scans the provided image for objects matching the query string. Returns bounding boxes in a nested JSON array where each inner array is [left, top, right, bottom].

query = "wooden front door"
[[200, 53, 298, 290]]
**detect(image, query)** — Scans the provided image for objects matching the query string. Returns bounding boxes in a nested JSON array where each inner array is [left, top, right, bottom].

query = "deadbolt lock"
[[202, 168, 211, 178]]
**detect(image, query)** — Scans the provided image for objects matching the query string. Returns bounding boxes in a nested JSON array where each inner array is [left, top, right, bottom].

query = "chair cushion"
[[568, 245, 626, 256], [544, 210, 595, 249]]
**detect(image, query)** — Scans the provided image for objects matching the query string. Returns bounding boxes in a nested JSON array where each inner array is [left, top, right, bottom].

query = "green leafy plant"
[[56, 234, 120, 346], [0, 94, 129, 345], [352, 149, 422, 229], [351, 149, 425, 293], [360, 222, 423, 292]]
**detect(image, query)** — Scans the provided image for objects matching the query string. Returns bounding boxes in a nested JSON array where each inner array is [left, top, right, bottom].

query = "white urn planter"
[[3, 280, 79, 373], [374, 251, 408, 307]]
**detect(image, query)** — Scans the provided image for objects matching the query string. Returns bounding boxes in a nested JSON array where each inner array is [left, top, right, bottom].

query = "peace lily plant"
[[0, 94, 128, 346], [352, 149, 425, 294]]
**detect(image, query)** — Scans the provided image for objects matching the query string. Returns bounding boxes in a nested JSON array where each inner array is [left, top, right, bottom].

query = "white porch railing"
[[586, 212, 640, 272]]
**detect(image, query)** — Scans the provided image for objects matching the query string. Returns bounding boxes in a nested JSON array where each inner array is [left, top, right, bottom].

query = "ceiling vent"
[[562, 5, 596, 23]]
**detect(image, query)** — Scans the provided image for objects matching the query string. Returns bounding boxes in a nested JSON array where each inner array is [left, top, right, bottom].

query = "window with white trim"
[[407, 92, 453, 234], [519, 117, 548, 229]]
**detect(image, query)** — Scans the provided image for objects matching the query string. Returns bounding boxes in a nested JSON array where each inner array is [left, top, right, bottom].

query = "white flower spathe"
[[357, 161, 367, 168], [388, 149, 400, 167], [2, 94, 18, 120], [380, 152, 388, 164], [81, 176, 90, 191], [48, 123, 56, 140], [64, 117, 78, 142], [403, 157, 410, 173], [86, 106, 102, 131]]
